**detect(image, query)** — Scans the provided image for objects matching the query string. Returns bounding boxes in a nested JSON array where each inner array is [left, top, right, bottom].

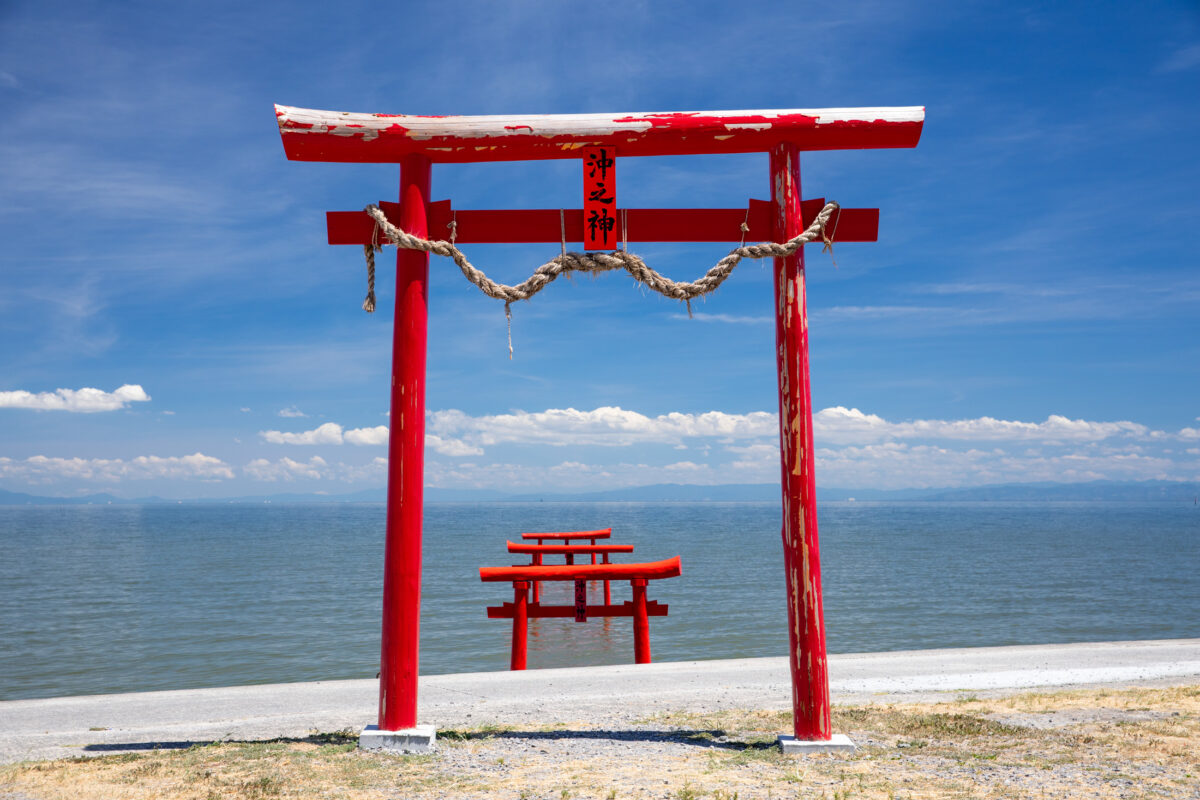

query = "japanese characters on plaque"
[[583, 147, 616, 250], [574, 578, 588, 622]]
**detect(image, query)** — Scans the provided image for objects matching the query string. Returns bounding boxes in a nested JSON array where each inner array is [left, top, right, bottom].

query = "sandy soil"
[[2, 684, 1197, 799]]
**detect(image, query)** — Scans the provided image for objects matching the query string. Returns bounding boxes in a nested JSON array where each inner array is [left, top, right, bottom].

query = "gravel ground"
[[3, 685, 1197, 799]]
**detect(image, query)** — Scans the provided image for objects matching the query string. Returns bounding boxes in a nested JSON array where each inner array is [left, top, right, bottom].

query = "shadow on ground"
[[81, 730, 358, 754], [80, 728, 775, 755], [443, 728, 776, 751]]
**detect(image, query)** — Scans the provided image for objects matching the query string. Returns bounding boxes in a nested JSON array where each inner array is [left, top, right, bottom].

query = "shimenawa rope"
[[360, 201, 840, 353]]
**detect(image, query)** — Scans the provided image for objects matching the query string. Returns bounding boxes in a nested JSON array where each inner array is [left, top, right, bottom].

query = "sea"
[[1, 501, 1197, 701]]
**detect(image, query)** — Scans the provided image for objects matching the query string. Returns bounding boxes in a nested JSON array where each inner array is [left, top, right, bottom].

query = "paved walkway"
[[2, 638, 1198, 764]]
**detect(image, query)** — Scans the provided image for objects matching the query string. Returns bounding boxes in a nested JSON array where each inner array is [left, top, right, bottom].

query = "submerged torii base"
[[275, 103, 923, 753]]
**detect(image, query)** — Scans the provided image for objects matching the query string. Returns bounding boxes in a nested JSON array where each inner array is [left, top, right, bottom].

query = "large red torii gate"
[[275, 104, 924, 747]]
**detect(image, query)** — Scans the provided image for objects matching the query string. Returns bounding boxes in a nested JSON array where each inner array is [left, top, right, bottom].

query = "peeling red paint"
[[275, 104, 924, 163], [772, 143, 831, 741]]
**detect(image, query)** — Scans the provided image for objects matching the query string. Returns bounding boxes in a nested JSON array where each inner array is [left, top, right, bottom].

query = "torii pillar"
[[275, 104, 924, 751]]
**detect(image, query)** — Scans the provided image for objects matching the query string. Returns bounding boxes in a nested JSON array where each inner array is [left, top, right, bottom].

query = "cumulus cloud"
[[426, 434, 483, 456], [414, 406, 1200, 492], [428, 407, 777, 450], [259, 423, 391, 447], [811, 441, 1187, 490], [424, 458, 722, 491], [341, 457, 389, 482], [242, 456, 388, 482], [813, 406, 1153, 445], [243, 456, 328, 482], [345, 425, 389, 446], [0, 452, 233, 483], [263, 407, 774, 456], [260, 422, 344, 445], [0, 384, 150, 412]]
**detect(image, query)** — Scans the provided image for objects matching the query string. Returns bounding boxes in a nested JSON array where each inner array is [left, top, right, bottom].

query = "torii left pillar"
[[362, 154, 437, 752]]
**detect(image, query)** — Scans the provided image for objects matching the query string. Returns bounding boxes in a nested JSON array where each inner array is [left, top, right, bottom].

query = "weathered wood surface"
[[772, 144, 831, 740], [277, 105, 924, 163]]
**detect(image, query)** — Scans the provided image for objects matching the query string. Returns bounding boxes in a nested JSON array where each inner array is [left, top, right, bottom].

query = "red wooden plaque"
[[574, 579, 588, 622], [583, 147, 616, 249]]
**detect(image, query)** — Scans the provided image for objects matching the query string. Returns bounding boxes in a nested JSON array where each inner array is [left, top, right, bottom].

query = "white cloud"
[[242, 456, 387, 483], [424, 458, 723, 491], [260, 422, 344, 445], [725, 443, 782, 482], [259, 407, 777, 454], [416, 406, 1200, 492], [0, 452, 233, 483], [0, 384, 150, 412], [243, 456, 328, 482], [428, 407, 777, 451], [668, 312, 772, 324], [423, 404, 1181, 453], [813, 442, 1188, 490], [277, 406, 307, 418], [259, 423, 391, 447], [345, 425, 389, 446], [426, 434, 483, 456], [340, 457, 389, 482], [813, 406, 1153, 445]]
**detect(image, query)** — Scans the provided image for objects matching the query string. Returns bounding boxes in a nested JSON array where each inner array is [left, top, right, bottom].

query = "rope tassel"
[[362, 244, 377, 313]]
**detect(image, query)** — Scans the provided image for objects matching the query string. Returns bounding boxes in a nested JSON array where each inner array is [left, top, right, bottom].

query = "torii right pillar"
[[772, 143, 852, 752]]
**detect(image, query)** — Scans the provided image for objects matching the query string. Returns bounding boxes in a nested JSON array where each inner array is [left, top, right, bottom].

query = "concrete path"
[[2, 638, 1198, 764]]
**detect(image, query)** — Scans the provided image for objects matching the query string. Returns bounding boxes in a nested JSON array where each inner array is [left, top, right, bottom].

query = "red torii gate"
[[275, 104, 923, 747]]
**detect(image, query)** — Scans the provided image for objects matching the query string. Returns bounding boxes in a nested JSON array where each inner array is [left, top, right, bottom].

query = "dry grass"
[[2, 686, 1197, 799]]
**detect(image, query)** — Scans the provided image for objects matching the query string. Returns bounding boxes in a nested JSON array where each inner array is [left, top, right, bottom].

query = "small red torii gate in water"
[[275, 104, 923, 745]]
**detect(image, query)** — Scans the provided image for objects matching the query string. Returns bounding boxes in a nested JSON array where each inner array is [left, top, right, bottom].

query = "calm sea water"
[[1, 501, 1197, 700]]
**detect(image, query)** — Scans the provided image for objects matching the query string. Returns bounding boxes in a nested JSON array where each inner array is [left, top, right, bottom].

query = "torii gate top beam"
[[276, 105, 924, 163]]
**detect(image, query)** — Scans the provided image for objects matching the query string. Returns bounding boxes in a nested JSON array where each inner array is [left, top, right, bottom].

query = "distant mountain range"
[[2, 480, 1198, 505]]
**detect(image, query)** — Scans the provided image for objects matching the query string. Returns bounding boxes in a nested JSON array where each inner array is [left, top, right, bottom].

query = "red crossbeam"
[[507, 541, 635, 556], [328, 199, 876, 245], [479, 556, 681, 583], [277, 105, 924, 163], [486, 601, 667, 619], [519, 528, 611, 541]]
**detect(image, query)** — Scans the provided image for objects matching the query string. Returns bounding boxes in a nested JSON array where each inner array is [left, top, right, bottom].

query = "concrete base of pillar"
[[778, 733, 856, 754], [359, 724, 436, 753]]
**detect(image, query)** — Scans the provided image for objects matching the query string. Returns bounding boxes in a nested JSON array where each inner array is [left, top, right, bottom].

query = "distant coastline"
[[2, 479, 1198, 505]]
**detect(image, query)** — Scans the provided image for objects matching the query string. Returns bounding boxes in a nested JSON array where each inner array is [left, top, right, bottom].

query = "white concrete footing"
[[778, 733, 856, 754], [359, 724, 436, 753]]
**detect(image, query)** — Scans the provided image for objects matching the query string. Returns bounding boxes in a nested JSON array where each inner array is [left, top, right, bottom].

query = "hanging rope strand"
[[361, 201, 840, 307]]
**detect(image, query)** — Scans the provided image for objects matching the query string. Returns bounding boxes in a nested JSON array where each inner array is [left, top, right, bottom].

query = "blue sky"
[[1, 0, 1197, 498]]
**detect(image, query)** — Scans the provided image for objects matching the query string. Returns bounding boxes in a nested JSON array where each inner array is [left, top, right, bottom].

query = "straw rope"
[[360, 201, 840, 354]]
